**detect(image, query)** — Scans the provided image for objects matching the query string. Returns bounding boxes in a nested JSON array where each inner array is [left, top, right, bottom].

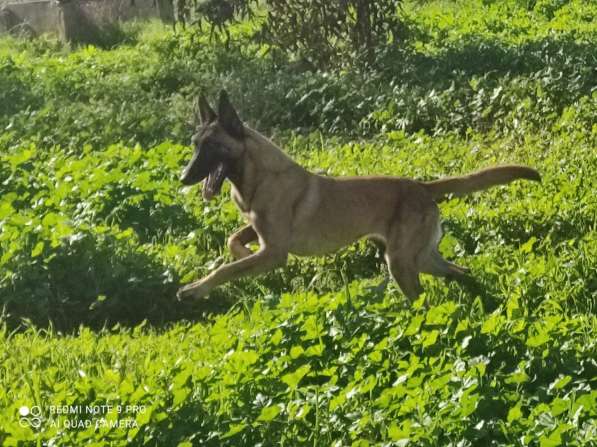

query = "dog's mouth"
[[202, 161, 228, 200]]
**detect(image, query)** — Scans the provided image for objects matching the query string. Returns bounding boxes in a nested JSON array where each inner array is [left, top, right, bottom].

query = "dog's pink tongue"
[[202, 162, 225, 201]]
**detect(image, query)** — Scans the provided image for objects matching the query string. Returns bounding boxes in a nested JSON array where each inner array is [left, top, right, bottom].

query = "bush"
[[177, 0, 404, 68]]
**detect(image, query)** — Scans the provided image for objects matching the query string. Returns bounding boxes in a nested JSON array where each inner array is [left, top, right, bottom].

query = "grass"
[[0, 0, 596, 445]]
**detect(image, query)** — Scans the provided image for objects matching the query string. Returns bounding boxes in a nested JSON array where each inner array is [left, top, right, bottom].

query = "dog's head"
[[180, 90, 246, 200]]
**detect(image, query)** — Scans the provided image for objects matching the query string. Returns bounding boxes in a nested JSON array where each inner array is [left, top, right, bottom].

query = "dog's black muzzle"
[[180, 148, 211, 186]]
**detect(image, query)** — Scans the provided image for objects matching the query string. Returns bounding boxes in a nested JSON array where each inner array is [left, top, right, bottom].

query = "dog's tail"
[[422, 165, 541, 201]]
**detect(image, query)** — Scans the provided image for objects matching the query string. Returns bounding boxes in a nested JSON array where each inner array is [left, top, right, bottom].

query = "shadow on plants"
[[0, 229, 209, 332]]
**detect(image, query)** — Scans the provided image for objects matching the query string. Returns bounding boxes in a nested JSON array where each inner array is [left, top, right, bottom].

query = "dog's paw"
[[176, 282, 212, 301], [175, 287, 189, 301]]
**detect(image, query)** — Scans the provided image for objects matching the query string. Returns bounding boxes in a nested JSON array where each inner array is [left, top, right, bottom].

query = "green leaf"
[[290, 345, 304, 359], [507, 403, 523, 422], [388, 420, 411, 441], [520, 236, 537, 253], [136, 406, 153, 426], [550, 398, 569, 417], [549, 375, 572, 391], [527, 332, 550, 348], [421, 330, 439, 348], [305, 344, 324, 357], [281, 365, 311, 390], [172, 387, 190, 407], [220, 422, 247, 439], [30, 241, 44, 258], [360, 375, 377, 394], [257, 404, 281, 422], [0, 202, 15, 219], [481, 312, 504, 335], [301, 315, 323, 341], [539, 430, 562, 447], [404, 315, 425, 336], [271, 329, 283, 345]]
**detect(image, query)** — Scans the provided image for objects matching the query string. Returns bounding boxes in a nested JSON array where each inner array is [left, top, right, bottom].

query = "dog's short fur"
[[176, 91, 540, 301]]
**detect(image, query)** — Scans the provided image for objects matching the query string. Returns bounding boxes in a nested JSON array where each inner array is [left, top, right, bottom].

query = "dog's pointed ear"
[[195, 94, 217, 125], [218, 90, 244, 138]]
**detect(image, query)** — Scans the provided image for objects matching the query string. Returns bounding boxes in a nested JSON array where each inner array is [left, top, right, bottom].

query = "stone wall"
[[1, 1, 63, 37], [76, 0, 174, 22], [0, 0, 174, 41]]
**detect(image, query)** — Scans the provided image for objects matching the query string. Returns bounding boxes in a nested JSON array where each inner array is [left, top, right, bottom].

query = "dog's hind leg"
[[384, 199, 443, 300], [227, 225, 257, 260], [385, 252, 423, 300], [420, 249, 469, 280], [384, 221, 427, 301], [417, 220, 469, 281]]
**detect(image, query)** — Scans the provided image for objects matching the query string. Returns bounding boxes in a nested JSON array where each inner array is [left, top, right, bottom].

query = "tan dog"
[[176, 91, 540, 301]]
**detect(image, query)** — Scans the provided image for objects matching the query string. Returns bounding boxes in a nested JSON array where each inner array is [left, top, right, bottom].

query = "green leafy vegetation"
[[0, 1, 595, 445]]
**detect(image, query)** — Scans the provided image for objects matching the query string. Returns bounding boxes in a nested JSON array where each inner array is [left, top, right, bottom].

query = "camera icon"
[[18, 406, 42, 428]]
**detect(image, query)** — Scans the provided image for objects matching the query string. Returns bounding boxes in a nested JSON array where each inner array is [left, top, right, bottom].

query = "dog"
[[176, 90, 540, 301]]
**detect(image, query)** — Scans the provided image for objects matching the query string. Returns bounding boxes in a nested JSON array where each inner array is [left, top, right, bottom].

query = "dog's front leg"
[[227, 225, 257, 259], [176, 246, 288, 300], [178, 202, 292, 300]]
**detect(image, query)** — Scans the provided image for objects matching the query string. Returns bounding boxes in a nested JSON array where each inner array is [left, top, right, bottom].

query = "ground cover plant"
[[0, 0, 595, 445]]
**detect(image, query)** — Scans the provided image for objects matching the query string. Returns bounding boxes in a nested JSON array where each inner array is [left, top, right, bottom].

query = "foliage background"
[[0, 0, 595, 445]]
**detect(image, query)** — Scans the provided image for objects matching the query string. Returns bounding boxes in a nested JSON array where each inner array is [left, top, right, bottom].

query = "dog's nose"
[[180, 164, 193, 185]]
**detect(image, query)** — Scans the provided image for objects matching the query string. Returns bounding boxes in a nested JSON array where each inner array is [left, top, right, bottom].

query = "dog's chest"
[[231, 186, 255, 222]]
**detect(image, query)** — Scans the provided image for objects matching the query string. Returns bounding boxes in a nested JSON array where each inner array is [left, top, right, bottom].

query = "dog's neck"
[[227, 126, 303, 210], [243, 127, 298, 171]]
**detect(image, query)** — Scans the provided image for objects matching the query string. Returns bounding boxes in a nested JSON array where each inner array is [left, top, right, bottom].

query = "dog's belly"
[[286, 177, 371, 256], [288, 231, 361, 256], [287, 176, 404, 256], [287, 209, 383, 256]]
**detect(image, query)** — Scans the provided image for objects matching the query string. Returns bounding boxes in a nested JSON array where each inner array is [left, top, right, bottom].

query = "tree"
[[175, 0, 403, 69]]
